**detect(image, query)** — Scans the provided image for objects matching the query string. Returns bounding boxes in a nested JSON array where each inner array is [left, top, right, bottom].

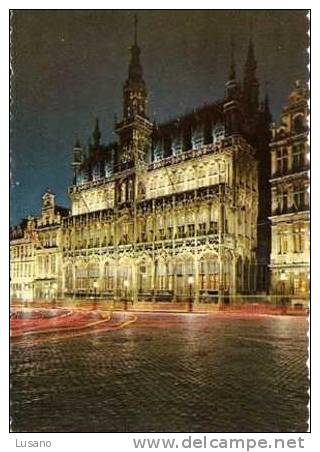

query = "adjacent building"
[[10, 193, 69, 301], [269, 81, 309, 302], [10, 217, 36, 301]]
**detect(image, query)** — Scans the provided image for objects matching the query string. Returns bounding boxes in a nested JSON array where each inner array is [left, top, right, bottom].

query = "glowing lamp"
[[280, 270, 287, 281]]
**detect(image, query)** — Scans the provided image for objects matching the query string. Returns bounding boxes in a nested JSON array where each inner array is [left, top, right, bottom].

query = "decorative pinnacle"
[[229, 36, 236, 80], [134, 13, 138, 46], [93, 117, 101, 147]]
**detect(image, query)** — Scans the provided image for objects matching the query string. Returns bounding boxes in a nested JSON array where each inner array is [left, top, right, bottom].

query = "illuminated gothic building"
[[269, 82, 309, 301], [10, 25, 273, 303]]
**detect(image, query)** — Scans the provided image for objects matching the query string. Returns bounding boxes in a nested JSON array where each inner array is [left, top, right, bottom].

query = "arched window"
[[65, 264, 73, 291], [156, 261, 167, 291], [198, 166, 206, 187], [293, 114, 306, 134], [121, 182, 126, 202], [192, 126, 204, 149], [208, 163, 218, 185], [213, 124, 225, 144], [88, 262, 99, 289], [104, 262, 114, 290], [176, 171, 184, 192], [199, 257, 219, 291], [186, 167, 195, 190], [138, 182, 146, 200], [172, 135, 182, 155]]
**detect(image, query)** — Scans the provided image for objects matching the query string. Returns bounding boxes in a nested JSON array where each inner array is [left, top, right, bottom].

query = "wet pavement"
[[10, 310, 309, 432]]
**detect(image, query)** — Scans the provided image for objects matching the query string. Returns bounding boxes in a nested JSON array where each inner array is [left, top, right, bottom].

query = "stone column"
[[114, 260, 119, 303], [61, 260, 66, 300], [98, 259, 104, 300], [132, 259, 138, 304], [151, 259, 156, 302], [231, 255, 237, 299], [173, 256, 177, 302], [271, 149, 277, 176], [72, 263, 76, 299], [194, 256, 200, 304]]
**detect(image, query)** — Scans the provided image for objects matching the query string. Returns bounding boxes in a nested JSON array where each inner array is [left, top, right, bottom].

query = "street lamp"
[[93, 280, 99, 309], [279, 270, 287, 310], [22, 283, 27, 306], [140, 273, 147, 302], [124, 279, 129, 311], [51, 282, 58, 309], [280, 270, 287, 281], [188, 276, 194, 313], [93, 280, 98, 300]]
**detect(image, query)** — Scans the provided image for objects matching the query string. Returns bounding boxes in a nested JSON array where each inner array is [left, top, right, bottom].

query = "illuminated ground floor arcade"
[[270, 264, 309, 306], [62, 250, 256, 304]]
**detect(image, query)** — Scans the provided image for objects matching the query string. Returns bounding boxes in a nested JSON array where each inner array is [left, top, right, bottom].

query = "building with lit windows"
[[10, 23, 273, 303], [10, 193, 69, 300], [10, 217, 36, 301], [269, 82, 309, 303]]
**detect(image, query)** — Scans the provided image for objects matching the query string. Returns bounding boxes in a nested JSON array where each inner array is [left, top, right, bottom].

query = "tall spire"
[[134, 13, 138, 46], [225, 36, 239, 101], [123, 14, 147, 119], [224, 37, 241, 135], [245, 37, 257, 75], [229, 37, 236, 81], [93, 118, 101, 148], [243, 35, 259, 114], [264, 87, 272, 124], [128, 13, 143, 83]]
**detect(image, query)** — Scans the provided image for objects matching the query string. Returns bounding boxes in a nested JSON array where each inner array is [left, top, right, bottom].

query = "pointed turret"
[[115, 14, 153, 173], [93, 118, 101, 148], [72, 139, 83, 184], [224, 38, 241, 135], [123, 14, 148, 120], [229, 38, 236, 81], [225, 38, 239, 100], [263, 90, 272, 124], [243, 37, 259, 114]]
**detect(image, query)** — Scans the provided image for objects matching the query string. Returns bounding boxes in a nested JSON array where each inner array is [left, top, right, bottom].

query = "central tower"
[[123, 15, 147, 120], [115, 15, 152, 173]]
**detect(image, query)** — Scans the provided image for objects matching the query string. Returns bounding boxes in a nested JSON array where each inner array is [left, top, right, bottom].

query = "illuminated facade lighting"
[[269, 81, 310, 304], [10, 22, 277, 305]]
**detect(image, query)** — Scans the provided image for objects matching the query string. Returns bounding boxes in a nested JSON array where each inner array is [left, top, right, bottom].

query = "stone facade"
[[10, 27, 274, 303], [10, 193, 69, 300], [10, 217, 36, 301], [63, 135, 258, 303], [269, 82, 309, 303]]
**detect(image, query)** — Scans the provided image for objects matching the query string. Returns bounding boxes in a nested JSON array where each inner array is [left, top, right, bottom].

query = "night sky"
[[10, 10, 309, 225]]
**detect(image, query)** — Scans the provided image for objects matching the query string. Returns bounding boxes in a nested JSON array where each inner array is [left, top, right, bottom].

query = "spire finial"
[[134, 13, 138, 46], [93, 117, 101, 148], [245, 27, 257, 75], [127, 14, 143, 82], [249, 16, 253, 39], [262, 79, 271, 122], [229, 35, 236, 80]]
